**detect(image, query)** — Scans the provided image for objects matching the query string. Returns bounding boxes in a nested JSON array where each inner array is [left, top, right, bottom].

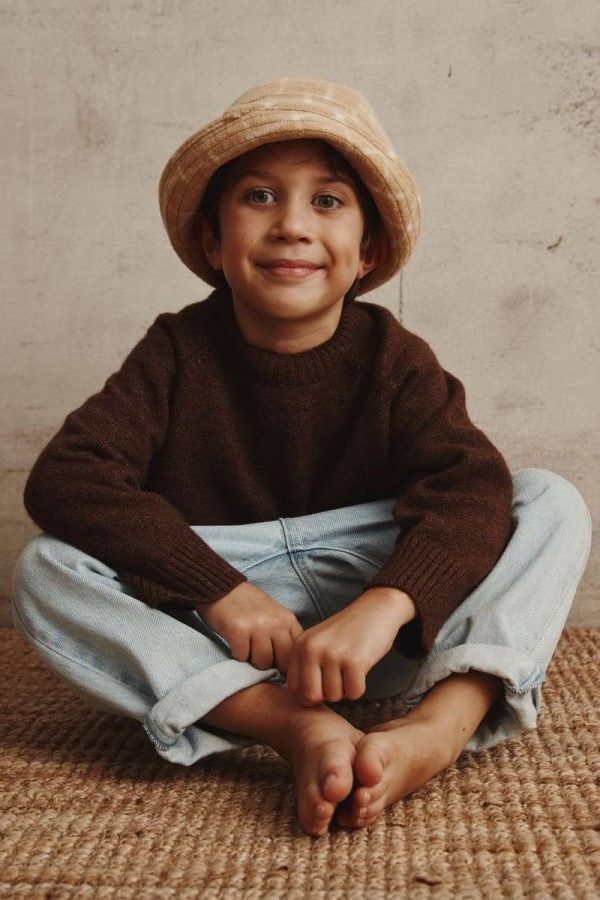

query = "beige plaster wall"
[[2, 0, 598, 625]]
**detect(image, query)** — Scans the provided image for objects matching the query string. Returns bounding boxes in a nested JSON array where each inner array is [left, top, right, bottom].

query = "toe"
[[354, 813, 379, 829], [299, 789, 334, 837], [321, 765, 354, 805], [352, 780, 385, 816], [353, 735, 388, 789], [335, 803, 380, 830]]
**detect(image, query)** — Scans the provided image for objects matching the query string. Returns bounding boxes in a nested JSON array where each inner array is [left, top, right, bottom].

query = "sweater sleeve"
[[22, 314, 247, 608], [363, 340, 514, 659]]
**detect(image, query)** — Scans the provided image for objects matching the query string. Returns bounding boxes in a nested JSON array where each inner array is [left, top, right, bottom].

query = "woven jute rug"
[[0, 625, 598, 899]]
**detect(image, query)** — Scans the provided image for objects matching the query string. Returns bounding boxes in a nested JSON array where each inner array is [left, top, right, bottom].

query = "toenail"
[[359, 806, 367, 816]]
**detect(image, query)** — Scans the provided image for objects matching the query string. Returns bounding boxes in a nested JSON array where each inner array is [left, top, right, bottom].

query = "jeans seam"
[[405, 664, 544, 710], [527, 531, 592, 660], [405, 636, 548, 703], [238, 548, 293, 573], [524, 483, 592, 659], [315, 546, 383, 568], [279, 519, 329, 619], [278, 531, 384, 570], [279, 518, 384, 619], [143, 719, 175, 751], [11, 600, 155, 700], [506, 677, 544, 695], [238, 544, 379, 576], [288, 550, 326, 620], [144, 714, 178, 748]]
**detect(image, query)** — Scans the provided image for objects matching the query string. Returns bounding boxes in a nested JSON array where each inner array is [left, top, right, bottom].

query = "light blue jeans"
[[11, 468, 592, 766]]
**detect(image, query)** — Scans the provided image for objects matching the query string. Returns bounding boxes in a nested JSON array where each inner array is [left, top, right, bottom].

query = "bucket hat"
[[158, 77, 420, 295]]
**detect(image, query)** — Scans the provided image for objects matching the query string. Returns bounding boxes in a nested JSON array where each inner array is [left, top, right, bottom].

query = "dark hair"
[[195, 140, 384, 291]]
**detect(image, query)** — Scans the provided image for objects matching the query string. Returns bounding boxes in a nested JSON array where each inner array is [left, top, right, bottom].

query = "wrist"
[[355, 586, 416, 627]]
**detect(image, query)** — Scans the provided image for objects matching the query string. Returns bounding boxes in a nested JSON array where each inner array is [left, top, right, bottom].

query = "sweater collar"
[[207, 283, 372, 384]]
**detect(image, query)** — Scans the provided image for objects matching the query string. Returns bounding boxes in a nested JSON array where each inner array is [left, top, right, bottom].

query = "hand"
[[285, 589, 414, 706], [197, 581, 304, 675]]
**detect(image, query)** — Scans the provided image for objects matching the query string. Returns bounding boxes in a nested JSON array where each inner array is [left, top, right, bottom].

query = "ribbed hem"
[[364, 531, 469, 658]]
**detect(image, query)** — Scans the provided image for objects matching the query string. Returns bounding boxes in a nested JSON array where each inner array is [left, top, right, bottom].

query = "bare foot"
[[280, 706, 366, 837], [335, 712, 457, 830]]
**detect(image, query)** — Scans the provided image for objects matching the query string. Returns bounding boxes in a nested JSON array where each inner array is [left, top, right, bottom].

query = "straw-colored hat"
[[158, 77, 420, 295]]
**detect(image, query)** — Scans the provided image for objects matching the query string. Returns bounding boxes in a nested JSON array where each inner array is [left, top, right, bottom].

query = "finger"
[[343, 664, 367, 701], [250, 635, 275, 670], [272, 631, 293, 677], [298, 649, 324, 705], [321, 661, 345, 703], [286, 645, 299, 695], [290, 621, 304, 641], [228, 632, 250, 663]]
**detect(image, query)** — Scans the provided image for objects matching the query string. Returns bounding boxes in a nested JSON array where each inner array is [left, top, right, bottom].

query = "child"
[[11, 78, 591, 838]]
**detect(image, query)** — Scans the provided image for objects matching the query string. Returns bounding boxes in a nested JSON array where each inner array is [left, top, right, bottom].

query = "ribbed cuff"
[[120, 529, 248, 608], [363, 531, 469, 658], [155, 528, 248, 602]]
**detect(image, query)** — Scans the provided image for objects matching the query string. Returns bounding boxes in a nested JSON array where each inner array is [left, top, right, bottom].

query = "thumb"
[[290, 621, 304, 641]]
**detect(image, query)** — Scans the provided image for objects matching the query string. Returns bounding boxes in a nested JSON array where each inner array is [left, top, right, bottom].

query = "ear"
[[356, 228, 388, 279], [198, 213, 223, 272]]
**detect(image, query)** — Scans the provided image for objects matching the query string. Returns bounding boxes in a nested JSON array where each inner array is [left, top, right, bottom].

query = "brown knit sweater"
[[23, 284, 514, 659]]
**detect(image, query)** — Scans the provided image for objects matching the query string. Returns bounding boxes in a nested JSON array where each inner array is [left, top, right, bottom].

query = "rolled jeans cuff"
[[143, 659, 282, 765], [403, 645, 545, 753]]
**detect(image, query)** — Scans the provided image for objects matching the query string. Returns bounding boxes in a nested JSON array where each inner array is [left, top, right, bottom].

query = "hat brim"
[[159, 110, 420, 295]]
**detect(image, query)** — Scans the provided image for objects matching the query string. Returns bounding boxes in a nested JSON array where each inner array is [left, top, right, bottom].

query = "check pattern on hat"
[[159, 77, 421, 294]]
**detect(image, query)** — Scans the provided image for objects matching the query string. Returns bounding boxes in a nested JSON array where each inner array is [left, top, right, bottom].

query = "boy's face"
[[199, 139, 385, 353]]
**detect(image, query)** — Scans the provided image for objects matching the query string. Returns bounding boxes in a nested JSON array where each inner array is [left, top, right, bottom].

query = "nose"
[[269, 195, 314, 242]]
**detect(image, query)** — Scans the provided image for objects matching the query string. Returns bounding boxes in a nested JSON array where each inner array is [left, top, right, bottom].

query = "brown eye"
[[314, 194, 343, 210], [246, 189, 274, 204]]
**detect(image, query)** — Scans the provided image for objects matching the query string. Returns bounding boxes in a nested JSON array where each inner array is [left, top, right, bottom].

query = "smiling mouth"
[[258, 264, 322, 278]]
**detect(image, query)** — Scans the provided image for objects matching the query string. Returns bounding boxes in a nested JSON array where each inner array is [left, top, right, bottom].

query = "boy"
[[12, 78, 591, 838]]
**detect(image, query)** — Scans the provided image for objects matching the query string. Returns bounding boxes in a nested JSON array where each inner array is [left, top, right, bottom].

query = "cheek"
[[220, 230, 261, 276], [338, 241, 363, 269], [225, 213, 260, 248], [219, 226, 250, 262], [331, 221, 365, 264]]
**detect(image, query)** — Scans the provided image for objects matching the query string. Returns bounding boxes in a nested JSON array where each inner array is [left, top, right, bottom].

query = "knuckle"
[[353, 655, 370, 672], [301, 694, 321, 706], [251, 653, 270, 670], [347, 682, 366, 700], [274, 653, 288, 674], [320, 650, 342, 670], [228, 621, 247, 637], [326, 688, 344, 702], [299, 637, 319, 658]]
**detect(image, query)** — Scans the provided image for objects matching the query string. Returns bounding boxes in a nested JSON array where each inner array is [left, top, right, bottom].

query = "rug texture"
[[0, 625, 598, 899]]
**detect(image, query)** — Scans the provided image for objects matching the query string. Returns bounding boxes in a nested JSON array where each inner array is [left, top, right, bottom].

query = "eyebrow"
[[231, 167, 356, 188]]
